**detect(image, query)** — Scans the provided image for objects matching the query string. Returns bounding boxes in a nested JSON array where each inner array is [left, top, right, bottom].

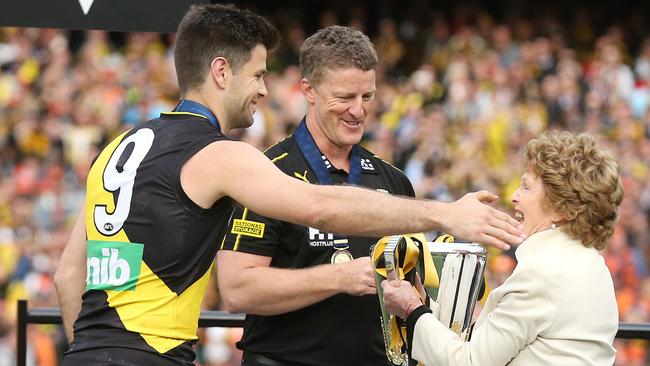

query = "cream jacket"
[[411, 228, 618, 365]]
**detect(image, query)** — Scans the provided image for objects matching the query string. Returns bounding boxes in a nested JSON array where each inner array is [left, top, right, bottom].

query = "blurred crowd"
[[1, 3, 649, 365]]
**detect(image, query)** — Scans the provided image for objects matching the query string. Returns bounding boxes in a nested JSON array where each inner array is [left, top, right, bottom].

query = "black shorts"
[[63, 347, 194, 366]]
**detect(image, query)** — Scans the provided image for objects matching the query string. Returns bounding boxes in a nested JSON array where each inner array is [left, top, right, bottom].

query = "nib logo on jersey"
[[86, 240, 144, 291]]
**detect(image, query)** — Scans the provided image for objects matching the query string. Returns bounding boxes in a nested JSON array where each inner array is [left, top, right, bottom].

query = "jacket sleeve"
[[410, 264, 559, 365]]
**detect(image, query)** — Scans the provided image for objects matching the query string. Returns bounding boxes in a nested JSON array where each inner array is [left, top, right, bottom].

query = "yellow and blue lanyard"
[[293, 118, 363, 250], [172, 99, 221, 132]]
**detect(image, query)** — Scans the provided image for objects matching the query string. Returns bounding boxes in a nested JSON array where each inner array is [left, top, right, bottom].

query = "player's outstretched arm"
[[182, 141, 523, 249]]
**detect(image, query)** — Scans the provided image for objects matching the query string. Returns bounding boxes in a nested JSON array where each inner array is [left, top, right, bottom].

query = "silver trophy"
[[373, 236, 487, 365], [427, 242, 487, 339]]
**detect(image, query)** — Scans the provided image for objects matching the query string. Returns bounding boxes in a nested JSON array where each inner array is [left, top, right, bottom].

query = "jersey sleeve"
[[374, 153, 416, 198], [220, 204, 283, 257], [401, 173, 416, 198]]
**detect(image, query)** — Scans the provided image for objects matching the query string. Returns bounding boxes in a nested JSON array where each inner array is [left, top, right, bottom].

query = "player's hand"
[[441, 191, 525, 250], [335, 256, 376, 296]]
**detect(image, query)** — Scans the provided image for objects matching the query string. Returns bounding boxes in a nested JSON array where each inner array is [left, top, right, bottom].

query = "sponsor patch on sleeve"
[[231, 219, 265, 238]]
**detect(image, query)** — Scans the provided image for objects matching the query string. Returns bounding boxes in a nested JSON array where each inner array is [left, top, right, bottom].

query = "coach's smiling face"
[[302, 67, 376, 149]]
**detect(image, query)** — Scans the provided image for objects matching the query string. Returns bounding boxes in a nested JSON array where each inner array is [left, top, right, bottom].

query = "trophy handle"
[[384, 235, 401, 281], [371, 236, 413, 366], [371, 242, 407, 365]]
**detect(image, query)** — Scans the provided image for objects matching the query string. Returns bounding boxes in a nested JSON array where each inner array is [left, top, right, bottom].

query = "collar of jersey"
[[161, 99, 221, 132], [291, 136, 377, 176], [320, 154, 378, 175]]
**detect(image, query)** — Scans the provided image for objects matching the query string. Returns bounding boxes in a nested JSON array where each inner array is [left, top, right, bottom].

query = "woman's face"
[[511, 171, 557, 236]]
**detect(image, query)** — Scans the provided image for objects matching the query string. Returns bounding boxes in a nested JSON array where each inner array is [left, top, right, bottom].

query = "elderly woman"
[[382, 131, 624, 365]]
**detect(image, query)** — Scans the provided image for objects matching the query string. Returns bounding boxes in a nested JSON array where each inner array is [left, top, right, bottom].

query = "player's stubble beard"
[[223, 88, 255, 130]]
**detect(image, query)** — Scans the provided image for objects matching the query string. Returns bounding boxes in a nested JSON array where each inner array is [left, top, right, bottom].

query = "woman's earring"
[[551, 223, 557, 229]]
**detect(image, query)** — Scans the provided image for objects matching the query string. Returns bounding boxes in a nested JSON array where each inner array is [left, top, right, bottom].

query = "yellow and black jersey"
[[68, 112, 232, 364], [221, 132, 415, 366]]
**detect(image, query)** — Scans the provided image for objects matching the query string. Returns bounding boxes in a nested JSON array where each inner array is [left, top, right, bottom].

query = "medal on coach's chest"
[[294, 119, 361, 266], [332, 239, 354, 264], [331, 239, 353, 264]]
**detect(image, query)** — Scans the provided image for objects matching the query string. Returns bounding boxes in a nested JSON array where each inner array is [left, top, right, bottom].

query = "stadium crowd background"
[[0, 1, 649, 365]]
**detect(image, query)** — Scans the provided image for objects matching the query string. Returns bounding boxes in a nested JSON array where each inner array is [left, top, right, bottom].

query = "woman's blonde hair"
[[524, 131, 624, 249]]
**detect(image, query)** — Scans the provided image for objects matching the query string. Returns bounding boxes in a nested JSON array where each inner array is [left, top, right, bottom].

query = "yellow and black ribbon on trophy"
[[372, 233, 453, 366]]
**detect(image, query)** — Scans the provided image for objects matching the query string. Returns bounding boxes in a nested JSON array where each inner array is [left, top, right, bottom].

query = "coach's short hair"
[[300, 25, 378, 86], [524, 131, 624, 249], [174, 4, 279, 95]]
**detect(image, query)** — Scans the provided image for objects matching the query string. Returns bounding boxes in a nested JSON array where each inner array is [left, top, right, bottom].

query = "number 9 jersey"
[[68, 112, 232, 363]]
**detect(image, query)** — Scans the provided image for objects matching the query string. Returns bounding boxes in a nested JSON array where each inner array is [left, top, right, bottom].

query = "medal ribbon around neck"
[[373, 233, 440, 366], [293, 118, 362, 186], [173, 99, 221, 132], [294, 118, 362, 260]]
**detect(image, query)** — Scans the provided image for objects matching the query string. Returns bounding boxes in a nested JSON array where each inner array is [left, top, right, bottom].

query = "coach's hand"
[[441, 190, 524, 250], [335, 256, 376, 296]]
